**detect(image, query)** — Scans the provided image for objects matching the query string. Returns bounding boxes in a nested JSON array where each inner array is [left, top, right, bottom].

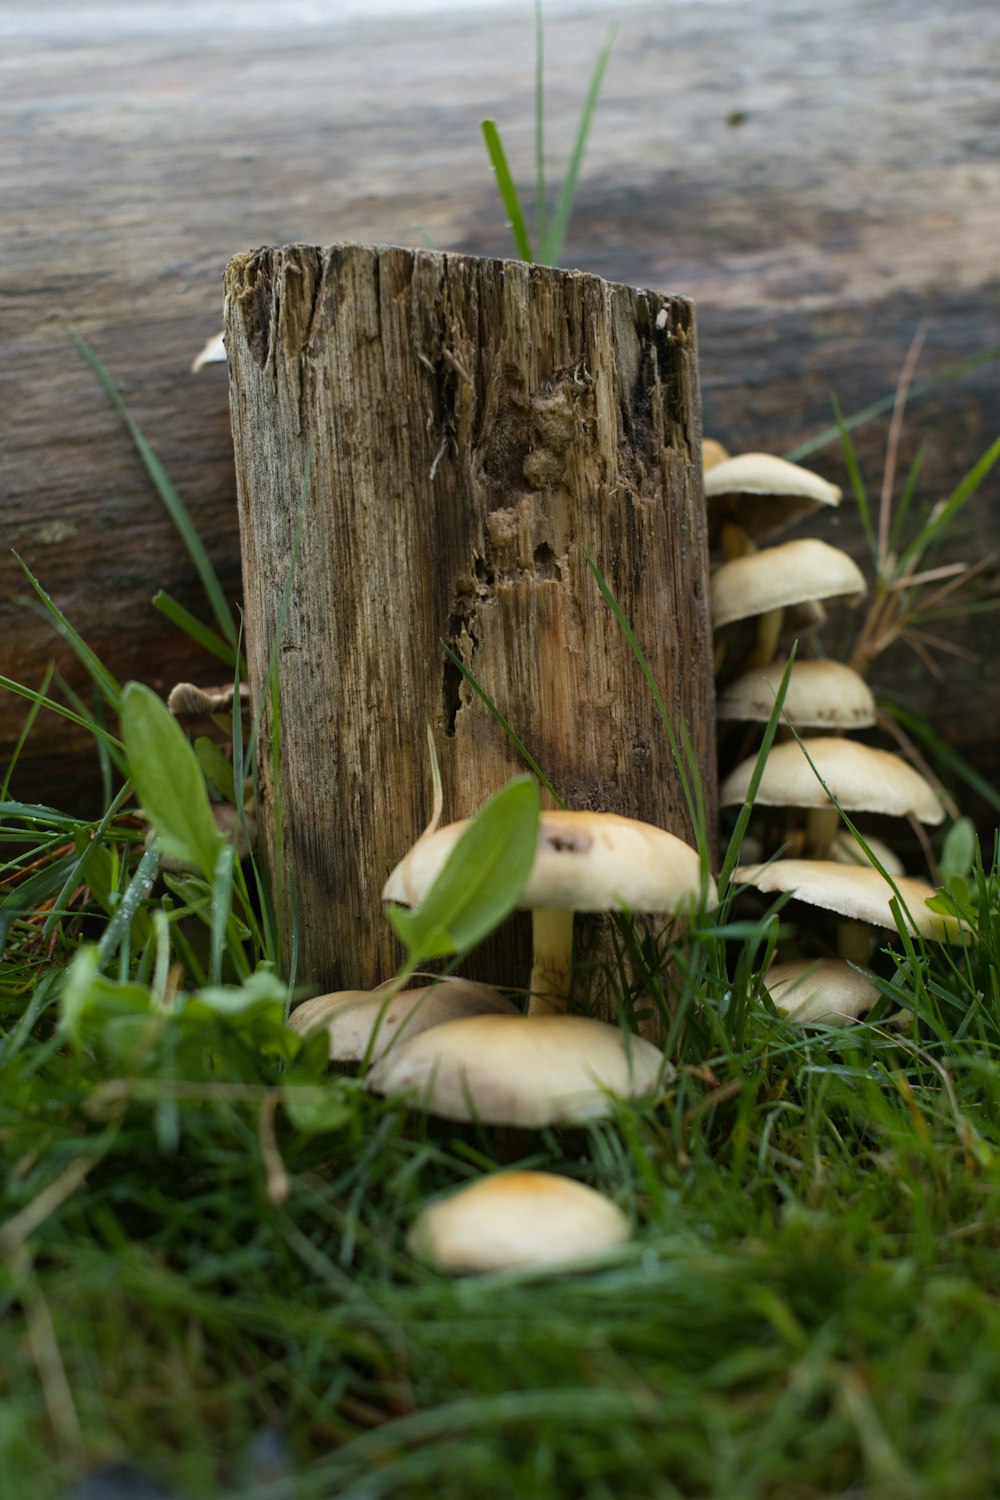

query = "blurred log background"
[[3, 0, 999, 833]]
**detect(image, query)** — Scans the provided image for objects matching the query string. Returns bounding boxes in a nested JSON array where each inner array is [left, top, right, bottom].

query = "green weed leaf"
[[121, 681, 224, 883], [386, 775, 540, 963]]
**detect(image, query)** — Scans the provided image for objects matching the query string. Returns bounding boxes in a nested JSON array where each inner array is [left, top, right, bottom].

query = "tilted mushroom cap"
[[764, 958, 881, 1024], [716, 660, 877, 729], [702, 438, 731, 472], [711, 538, 866, 629], [735, 859, 963, 940], [705, 452, 842, 542], [408, 1171, 631, 1274], [384, 809, 716, 915], [830, 830, 905, 878], [287, 978, 519, 1062], [367, 1013, 670, 1126], [720, 738, 945, 824]]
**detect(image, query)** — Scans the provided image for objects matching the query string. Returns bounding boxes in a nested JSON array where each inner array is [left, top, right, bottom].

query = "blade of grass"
[[830, 398, 876, 564], [784, 346, 1000, 463], [896, 433, 1000, 572], [0, 674, 125, 758], [717, 647, 796, 891], [534, 0, 547, 253], [439, 641, 564, 807], [582, 549, 708, 873], [14, 552, 122, 711], [0, 661, 55, 802], [540, 23, 617, 265], [72, 330, 239, 648], [481, 120, 533, 261], [152, 591, 242, 670]]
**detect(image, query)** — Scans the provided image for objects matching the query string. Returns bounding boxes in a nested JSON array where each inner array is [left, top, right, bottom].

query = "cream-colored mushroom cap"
[[408, 1171, 632, 1274], [764, 958, 881, 1024], [384, 809, 716, 915], [705, 452, 842, 542], [716, 660, 877, 729], [287, 978, 519, 1063], [702, 438, 731, 472], [735, 859, 962, 940], [720, 738, 944, 824], [367, 1013, 670, 1126], [711, 538, 866, 628], [830, 830, 905, 878]]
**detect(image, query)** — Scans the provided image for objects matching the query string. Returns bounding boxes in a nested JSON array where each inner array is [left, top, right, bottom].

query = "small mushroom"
[[705, 452, 842, 546], [385, 809, 715, 1016], [716, 659, 877, 730], [763, 957, 881, 1024], [287, 977, 519, 1062], [711, 538, 867, 630], [720, 737, 945, 827], [735, 859, 964, 943], [408, 1171, 632, 1274], [366, 1012, 670, 1127]]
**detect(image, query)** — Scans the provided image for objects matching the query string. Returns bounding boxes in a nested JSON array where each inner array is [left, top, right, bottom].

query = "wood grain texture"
[[3, 1, 998, 831], [226, 244, 713, 997]]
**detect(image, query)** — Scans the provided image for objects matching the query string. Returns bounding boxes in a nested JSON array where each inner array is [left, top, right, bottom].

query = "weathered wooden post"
[[225, 243, 715, 1007]]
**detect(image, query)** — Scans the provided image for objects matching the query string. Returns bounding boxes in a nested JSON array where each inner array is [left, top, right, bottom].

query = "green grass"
[[3, 723, 1000, 1498]]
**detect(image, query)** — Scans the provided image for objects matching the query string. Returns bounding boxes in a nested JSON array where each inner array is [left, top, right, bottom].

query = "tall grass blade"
[[14, 552, 123, 711], [0, 673, 124, 758], [785, 346, 1000, 463], [541, 23, 617, 265], [897, 433, 1000, 571], [0, 660, 55, 801], [439, 641, 564, 806], [582, 550, 707, 871], [481, 120, 533, 261], [534, 0, 547, 252], [830, 397, 876, 563], [152, 591, 242, 670], [73, 331, 239, 647], [717, 647, 796, 891]]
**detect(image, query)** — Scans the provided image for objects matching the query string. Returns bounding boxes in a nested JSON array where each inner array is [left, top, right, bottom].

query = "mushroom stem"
[[836, 917, 874, 966], [528, 908, 575, 1016], [805, 805, 841, 858], [747, 605, 785, 668]]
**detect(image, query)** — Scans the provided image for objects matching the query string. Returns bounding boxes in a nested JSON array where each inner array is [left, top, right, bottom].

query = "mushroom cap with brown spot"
[[408, 1171, 632, 1274], [705, 452, 842, 542], [764, 958, 881, 1024], [720, 738, 944, 823], [287, 978, 520, 1063], [716, 660, 877, 729], [384, 809, 716, 915], [711, 538, 866, 628], [367, 1013, 671, 1126], [735, 859, 963, 940]]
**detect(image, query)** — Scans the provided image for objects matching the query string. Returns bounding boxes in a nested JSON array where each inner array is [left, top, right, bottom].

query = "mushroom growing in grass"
[[287, 976, 519, 1063], [711, 537, 867, 670], [716, 659, 876, 731], [384, 809, 715, 1016], [367, 1012, 670, 1127], [764, 957, 882, 1025], [735, 858, 966, 950], [720, 736, 944, 859], [408, 1171, 631, 1274], [705, 451, 842, 551]]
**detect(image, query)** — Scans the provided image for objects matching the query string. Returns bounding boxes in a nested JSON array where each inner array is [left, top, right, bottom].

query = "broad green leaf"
[[121, 680, 224, 882], [939, 817, 977, 884], [281, 1081, 354, 1134], [195, 736, 238, 806], [386, 775, 540, 963]]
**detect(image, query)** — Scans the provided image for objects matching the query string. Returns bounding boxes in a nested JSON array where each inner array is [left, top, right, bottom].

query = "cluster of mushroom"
[[288, 806, 716, 1271], [706, 444, 957, 1023]]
